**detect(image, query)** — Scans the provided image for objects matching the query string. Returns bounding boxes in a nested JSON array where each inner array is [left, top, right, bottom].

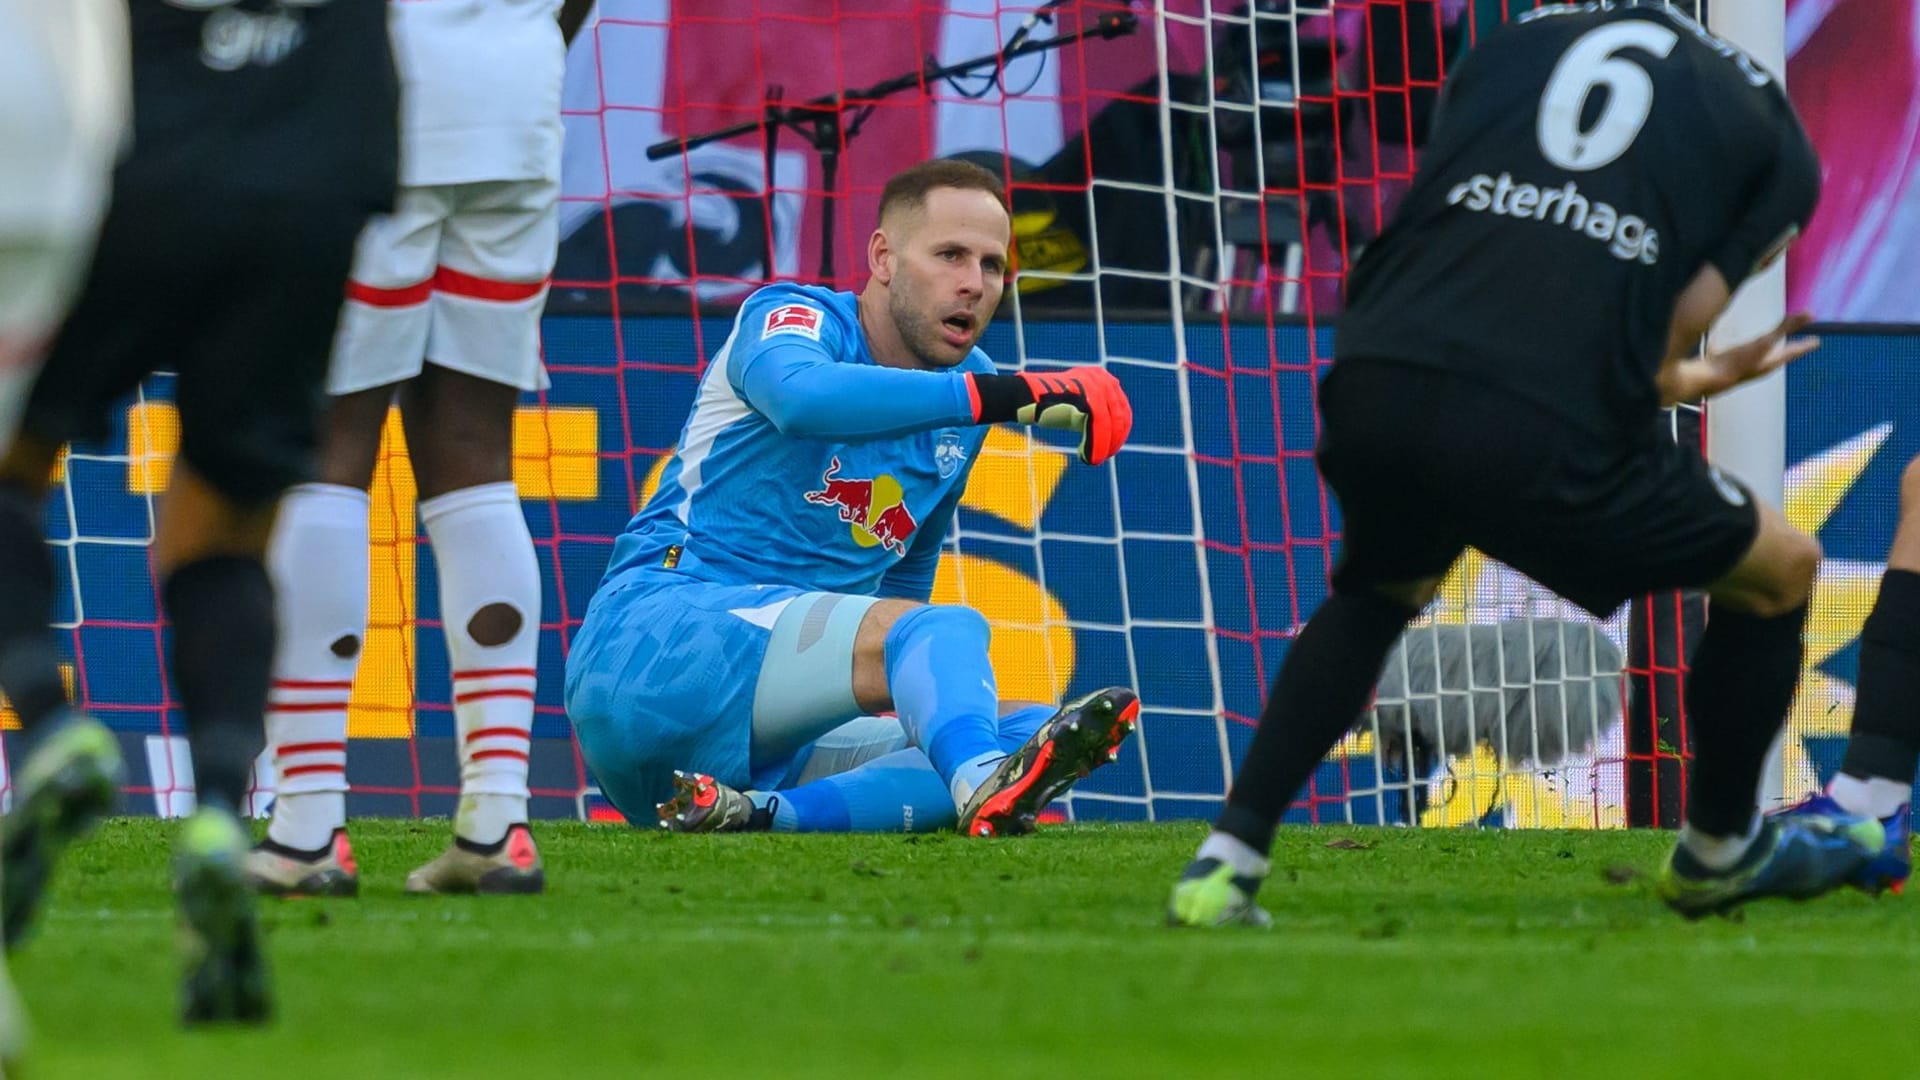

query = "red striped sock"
[[451, 666, 535, 842], [267, 678, 350, 850], [424, 482, 540, 846], [263, 484, 368, 851]]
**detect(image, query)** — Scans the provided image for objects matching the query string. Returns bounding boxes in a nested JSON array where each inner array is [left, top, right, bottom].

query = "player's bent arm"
[[1656, 265, 1819, 407], [1663, 264, 1733, 364], [1655, 265, 1732, 404], [736, 342, 1134, 462], [1659, 106, 1823, 407], [737, 341, 978, 441]]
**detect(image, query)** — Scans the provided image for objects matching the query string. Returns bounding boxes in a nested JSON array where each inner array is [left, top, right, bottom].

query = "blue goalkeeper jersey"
[[601, 284, 995, 602]]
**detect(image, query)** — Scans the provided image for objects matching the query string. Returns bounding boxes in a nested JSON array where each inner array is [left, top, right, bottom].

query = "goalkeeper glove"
[[967, 367, 1134, 466]]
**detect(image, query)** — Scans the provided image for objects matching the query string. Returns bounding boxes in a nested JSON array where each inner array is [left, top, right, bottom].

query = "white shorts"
[[328, 178, 559, 396], [0, 0, 129, 442]]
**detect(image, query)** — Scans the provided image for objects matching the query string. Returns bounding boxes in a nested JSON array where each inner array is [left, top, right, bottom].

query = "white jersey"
[[0, 0, 129, 237], [390, 0, 566, 187], [0, 0, 128, 446]]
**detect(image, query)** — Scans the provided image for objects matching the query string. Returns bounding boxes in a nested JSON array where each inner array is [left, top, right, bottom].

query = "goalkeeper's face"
[[882, 187, 1010, 368]]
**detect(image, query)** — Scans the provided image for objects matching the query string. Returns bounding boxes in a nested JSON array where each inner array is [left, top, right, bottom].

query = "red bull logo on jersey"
[[804, 456, 918, 555]]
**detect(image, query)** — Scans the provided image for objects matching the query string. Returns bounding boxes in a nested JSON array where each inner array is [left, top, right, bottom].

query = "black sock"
[[1683, 603, 1807, 837], [1215, 591, 1417, 855], [1841, 569, 1920, 786], [0, 483, 67, 741], [163, 556, 275, 814]]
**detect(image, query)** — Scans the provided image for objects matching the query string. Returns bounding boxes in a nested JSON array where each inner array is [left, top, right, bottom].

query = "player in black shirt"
[[1168, 1, 1883, 926], [0, 0, 398, 1023]]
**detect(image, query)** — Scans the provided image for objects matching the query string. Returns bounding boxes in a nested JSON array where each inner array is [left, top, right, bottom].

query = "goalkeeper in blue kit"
[[564, 160, 1139, 836]]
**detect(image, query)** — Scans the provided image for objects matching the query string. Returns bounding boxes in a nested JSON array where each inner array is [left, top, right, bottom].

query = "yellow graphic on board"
[[355, 410, 417, 738], [1781, 423, 1893, 801], [127, 401, 180, 494]]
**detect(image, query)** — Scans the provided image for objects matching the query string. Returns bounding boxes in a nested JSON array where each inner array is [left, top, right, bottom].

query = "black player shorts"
[[1316, 361, 1760, 619], [26, 182, 367, 508]]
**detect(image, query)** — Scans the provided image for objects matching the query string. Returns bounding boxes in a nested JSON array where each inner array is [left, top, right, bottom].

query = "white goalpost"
[[1703, 0, 1793, 808]]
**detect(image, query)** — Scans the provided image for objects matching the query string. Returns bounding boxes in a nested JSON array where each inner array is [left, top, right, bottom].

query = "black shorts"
[[1316, 361, 1760, 619], [27, 183, 366, 507]]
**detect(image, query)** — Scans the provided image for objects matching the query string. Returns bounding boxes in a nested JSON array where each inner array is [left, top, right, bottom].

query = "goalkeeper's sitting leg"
[[661, 700, 1134, 833], [569, 584, 1140, 832]]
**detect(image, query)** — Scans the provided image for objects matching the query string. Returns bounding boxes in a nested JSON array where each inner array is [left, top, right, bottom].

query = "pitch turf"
[[8, 819, 1918, 1078]]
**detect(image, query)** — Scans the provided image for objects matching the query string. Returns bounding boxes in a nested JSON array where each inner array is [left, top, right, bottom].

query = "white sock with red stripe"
[[421, 482, 540, 846], [263, 483, 369, 852]]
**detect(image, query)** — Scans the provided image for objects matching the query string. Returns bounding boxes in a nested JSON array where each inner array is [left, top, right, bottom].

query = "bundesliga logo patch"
[[763, 304, 823, 341]]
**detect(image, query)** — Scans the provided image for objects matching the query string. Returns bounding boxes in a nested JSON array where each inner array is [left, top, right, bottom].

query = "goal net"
[[33, 0, 1807, 831]]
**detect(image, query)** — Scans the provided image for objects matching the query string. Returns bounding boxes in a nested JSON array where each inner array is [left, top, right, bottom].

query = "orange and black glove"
[[966, 367, 1134, 466]]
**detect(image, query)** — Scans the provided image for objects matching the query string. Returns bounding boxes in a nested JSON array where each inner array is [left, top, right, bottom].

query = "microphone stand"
[[645, 6, 1137, 284]]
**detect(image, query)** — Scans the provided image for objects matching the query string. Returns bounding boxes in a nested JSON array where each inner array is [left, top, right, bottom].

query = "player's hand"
[[1658, 312, 1820, 406], [967, 367, 1134, 465], [1703, 311, 1821, 388]]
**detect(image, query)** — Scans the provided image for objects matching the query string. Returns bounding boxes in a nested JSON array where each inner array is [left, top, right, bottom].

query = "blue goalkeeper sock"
[[756, 749, 954, 833], [884, 605, 1004, 806], [749, 790, 802, 832], [745, 705, 1052, 833], [996, 703, 1053, 751]]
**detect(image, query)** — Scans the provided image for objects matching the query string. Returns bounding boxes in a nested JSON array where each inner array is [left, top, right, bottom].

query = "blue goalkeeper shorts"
[[562, 578, 877, 823]]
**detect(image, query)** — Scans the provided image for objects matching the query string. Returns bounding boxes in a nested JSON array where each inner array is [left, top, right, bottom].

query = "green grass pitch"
[[9, 819, 1918, 1078]]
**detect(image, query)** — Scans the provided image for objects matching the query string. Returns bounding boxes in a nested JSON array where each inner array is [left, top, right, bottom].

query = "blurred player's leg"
[[398, 178, 556, 895], [1170, 586, 1427, 928], [1774, 455, 1920, 894], [0, 867, 19, 1069], [992, 704, 1055, 749], [1171, 364, 1466, 927], [1630, 495, 1876, 917], [152, 196, 367, 1022], [0, 0, 129, 968], [0, 425, 122, 950], [153, 465, 281, 1024], [18, 182, 370, 1019]]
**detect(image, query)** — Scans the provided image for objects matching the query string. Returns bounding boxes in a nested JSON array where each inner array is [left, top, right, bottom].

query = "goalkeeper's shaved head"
[[863, 158, 1011, 370], [877, 159, 1008, 234]]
